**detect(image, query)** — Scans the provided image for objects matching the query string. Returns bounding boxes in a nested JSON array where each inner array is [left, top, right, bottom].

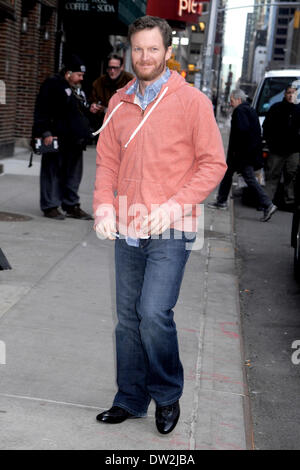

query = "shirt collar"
[[126, 68, 171, 110]]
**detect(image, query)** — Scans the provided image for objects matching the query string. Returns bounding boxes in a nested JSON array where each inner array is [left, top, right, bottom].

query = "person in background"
[[209, 88, 277, 222], [93, 16, 226, 435], [33, 54, 94, 220], [263, 84, 300, 209], [90, 54, 134, 129]]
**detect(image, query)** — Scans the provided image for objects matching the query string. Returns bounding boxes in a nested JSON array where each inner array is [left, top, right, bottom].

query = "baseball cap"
[[64, 54, 86, 73]]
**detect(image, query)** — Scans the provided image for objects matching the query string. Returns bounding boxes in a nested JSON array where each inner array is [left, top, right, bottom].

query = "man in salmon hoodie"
[[93, 16, 227, 435]]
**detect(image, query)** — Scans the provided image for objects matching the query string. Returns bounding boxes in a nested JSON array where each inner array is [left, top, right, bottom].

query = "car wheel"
[[294, 228, 300, 281]]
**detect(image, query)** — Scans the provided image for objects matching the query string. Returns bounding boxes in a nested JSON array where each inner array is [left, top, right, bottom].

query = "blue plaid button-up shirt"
[[124, 68, 171, 246], [126, 68, 171, 110]]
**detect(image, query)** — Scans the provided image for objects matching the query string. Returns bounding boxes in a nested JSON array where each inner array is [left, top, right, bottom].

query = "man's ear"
[[166, 46, 173, 62]]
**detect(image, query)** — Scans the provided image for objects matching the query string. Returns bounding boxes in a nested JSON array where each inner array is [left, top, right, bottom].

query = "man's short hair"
[[285, 84, 297, 92], [107, 53, 123, 67], [128, 15, 172, 50], [231, 89, 247, 102]]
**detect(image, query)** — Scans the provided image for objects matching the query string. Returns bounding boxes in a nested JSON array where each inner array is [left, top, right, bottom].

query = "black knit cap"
[[65, 54, 86, 73]]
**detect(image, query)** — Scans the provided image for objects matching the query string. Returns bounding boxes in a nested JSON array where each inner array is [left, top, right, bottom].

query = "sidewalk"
[[0, 141, 253, 450]]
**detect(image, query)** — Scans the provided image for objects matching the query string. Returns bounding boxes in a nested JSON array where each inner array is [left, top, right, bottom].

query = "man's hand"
[[141, 206, 171, 236], [90, 103, 105, 114], [94, 205, 117, 240]]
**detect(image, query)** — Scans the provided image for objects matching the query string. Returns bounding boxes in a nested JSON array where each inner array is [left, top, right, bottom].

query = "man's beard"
[[71, 83, 82, 91], [132, 59, 166, 82]]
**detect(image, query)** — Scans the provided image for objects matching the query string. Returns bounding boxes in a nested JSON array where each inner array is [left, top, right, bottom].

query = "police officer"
[[33, 54, 93, 220]]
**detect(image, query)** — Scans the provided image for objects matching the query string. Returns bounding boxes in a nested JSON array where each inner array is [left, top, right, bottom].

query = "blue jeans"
[[113, 230, 194, 416]]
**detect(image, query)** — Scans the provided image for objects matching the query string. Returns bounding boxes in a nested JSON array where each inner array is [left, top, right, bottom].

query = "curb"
[[230, 195, 255, 450]]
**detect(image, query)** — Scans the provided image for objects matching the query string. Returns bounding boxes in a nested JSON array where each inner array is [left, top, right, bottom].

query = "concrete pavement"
[[0, 140, 253, 450]]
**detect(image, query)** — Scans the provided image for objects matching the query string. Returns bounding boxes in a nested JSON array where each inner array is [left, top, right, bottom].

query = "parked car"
[[252, 69, 300, 128], [254, 72, 300, 277], [250, 70, 300, 210]]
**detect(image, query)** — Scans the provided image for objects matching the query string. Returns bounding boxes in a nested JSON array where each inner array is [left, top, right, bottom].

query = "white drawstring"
[[92, 86, 169, 148], [92, 102, 124, 136], [124, 87, 169, 148]]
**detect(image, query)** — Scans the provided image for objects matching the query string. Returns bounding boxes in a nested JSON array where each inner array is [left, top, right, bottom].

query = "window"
[[277, 28, 287, 35], [256, 76, 300, 116], [0, 80, 6, 105], [278, 18, 288, 25]]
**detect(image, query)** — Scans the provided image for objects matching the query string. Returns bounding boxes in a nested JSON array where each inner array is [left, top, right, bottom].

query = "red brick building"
[[0, 0, 58, 156]]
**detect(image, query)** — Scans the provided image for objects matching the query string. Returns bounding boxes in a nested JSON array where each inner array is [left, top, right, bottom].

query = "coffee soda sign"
[[64, 0, 117, 14]]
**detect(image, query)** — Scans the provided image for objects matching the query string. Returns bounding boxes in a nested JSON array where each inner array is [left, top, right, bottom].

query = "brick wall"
[[0, 0, 21, 156], [0, 0, 58, 156]]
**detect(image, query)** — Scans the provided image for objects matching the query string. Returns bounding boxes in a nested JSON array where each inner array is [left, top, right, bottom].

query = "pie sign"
[[178, 0, 204, 17]]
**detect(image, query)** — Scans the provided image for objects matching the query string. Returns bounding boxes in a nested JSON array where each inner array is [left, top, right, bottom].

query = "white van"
[[252, 69, 300, 127]]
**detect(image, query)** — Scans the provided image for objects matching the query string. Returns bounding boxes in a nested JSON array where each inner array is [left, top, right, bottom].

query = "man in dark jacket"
[[263, 84, 300, 207], [209, 89, 276, 222], [90, 53, 134, 131], [33, 54, 93, 220]]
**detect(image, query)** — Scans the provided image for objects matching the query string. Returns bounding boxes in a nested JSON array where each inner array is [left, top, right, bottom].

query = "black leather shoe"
[[155, 401, 180, 434], [64, 204, 93, 220], [96, 406, 135, 424], [43, 207, 65, 220]]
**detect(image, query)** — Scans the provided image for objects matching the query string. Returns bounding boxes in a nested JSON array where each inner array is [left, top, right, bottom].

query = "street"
[[234, 196, 300, 450]]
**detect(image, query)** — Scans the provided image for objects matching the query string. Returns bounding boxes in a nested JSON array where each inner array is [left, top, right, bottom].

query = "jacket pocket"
[[115, 179, 137, 213], [140, 181, 167, 207]]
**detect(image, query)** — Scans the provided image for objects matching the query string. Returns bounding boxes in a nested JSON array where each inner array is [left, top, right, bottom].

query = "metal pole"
[[202, 0, 219, 97], [215, 44, 223, 118]]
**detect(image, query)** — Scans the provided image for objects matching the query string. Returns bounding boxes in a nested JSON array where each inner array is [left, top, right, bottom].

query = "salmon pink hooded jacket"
[[93, 71, 227, 236]]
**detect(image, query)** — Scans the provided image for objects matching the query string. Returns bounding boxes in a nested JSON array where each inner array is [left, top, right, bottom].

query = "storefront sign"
[[64, 0, 117, 14], [178, 0, 203, 17], [147, 0, 210, 24]]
